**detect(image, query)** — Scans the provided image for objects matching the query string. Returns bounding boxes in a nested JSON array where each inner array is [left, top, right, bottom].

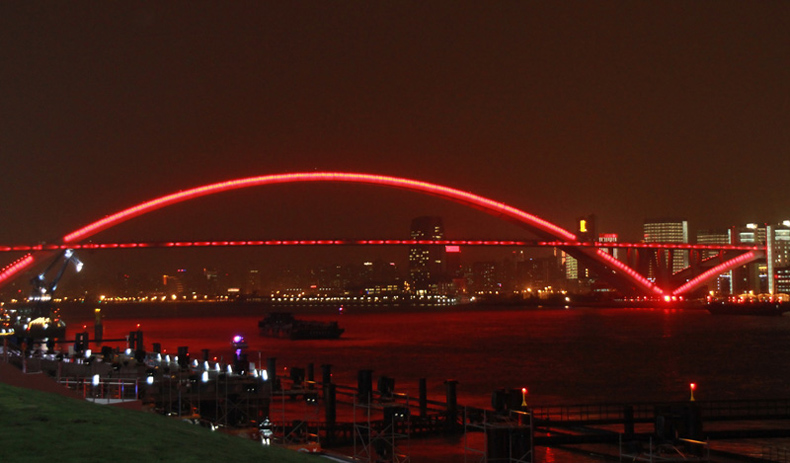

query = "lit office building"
[[598, 233, 620, 260], [730, 221, 790, 295], [408, 216, 446, 291], [732, 223, 766, 295], [643, 218, 689, 275], [563, 215, 596, 289], [768, 221, 790, 295], [696, 229, 732, 295]]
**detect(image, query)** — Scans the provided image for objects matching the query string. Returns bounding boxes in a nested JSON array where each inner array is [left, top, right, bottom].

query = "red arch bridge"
[[0, 172, 765, 298]]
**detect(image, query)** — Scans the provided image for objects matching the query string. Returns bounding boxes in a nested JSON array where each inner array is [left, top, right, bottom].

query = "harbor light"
[[146, 376, 154, 385], [261, 369, 268, 381], [84, 349, 92, 359], [227, 364, 233, 374], [690, 383, 696, 401], [201, 371, 209, 382], [521, 387, 528, 407], [92, 374, 100, 386], [203, 361, 210, 370]]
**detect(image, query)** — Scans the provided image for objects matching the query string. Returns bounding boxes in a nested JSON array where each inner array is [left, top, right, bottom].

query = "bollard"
[[492, 388, 507, 413], [378, 376, 395, 399], [419, 378, 428, 417], [321, 364, 332, 384], [267, 358, 278, 390], [177, 346, 189, 368], [358, 369, 373, 404], [324, 383, 337, 445], [445, 379, 459, 431], [624, 404, 635, 439], [135, 330, 144, 352]]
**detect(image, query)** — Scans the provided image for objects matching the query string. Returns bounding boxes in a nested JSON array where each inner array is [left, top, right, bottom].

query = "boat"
[[1, 305, 67, 340], [706, 301, 790, 316], [258, 312, 344, 340]]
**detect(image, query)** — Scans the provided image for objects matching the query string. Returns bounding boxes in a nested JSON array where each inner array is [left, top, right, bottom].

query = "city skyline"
[[1, 3, 788, 288]]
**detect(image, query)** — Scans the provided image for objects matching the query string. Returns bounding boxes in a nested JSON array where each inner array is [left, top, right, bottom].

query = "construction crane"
[[3, 249, 84, 342], [29, 248, 83, 302]]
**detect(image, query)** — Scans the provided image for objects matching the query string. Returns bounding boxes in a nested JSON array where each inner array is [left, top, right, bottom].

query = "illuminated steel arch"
[[0, 172, 663, 295]]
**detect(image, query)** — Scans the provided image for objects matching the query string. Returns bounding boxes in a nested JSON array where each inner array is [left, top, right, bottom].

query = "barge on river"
[[258, 312, 344, 340]]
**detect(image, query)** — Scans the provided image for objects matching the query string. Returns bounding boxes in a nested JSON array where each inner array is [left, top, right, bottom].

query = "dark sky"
[[1, 2, 789, 279]]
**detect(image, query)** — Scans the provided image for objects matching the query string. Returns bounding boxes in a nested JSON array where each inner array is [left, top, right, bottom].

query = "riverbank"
[[0, 364, 316, 463]]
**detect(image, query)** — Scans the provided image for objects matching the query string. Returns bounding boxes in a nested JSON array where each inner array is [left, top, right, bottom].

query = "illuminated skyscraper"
[[712, 222, 790, 295], [408, 216, 445, 291], [643, 218, 689, 275], [697, 229, 732, 295]]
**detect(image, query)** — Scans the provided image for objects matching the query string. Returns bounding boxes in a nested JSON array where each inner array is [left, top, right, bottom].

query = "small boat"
[[258, 312, 344, 340], [1, 305, 67, 340], [706, 301, 789, 316]]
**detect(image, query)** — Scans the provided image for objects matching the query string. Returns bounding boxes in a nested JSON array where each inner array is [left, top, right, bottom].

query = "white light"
[[261, 370, 269, 381], [202, 371, 209, 382], [92, 374, 100, 386], [215, 363, 221, 372], [125, 348, 132, 355], [164, 355, 170, 363], [84, 349, 92, 359], [192, 359, 199, 368], [156, 353, 162, 362], [146, 376, 154, 385], [203, 361, 209, 370], [226, 365, 233, 374]]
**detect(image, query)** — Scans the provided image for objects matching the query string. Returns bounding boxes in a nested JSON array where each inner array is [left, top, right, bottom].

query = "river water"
[[60, 303, 790, 461]]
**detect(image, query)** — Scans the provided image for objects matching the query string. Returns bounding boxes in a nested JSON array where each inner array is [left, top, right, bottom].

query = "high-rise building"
[[408, 216, 445, 291], [697, 229, 733, 295], [766, 222, 790, 295], [643, 218, 689, 275], [730, 222, 790, 295], [564, 215, 598, 288], [598, 233, 620, 260], [732, 223, 766, 295]]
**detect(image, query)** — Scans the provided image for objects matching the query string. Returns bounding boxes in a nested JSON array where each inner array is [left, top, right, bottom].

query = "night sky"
[[1, 2, 789, 282]]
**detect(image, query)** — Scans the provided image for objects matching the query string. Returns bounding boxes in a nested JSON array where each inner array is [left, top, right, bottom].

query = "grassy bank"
[[0, 382, 318, 463]]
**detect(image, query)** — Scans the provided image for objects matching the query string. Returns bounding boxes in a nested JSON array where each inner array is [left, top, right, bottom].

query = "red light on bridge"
[[672, 251, 759, 296], [446, 245, 460, 253], [61, 172, 578, 244]]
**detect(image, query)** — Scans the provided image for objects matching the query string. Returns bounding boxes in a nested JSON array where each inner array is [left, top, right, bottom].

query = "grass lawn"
[[0, 382, 321, 463]]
